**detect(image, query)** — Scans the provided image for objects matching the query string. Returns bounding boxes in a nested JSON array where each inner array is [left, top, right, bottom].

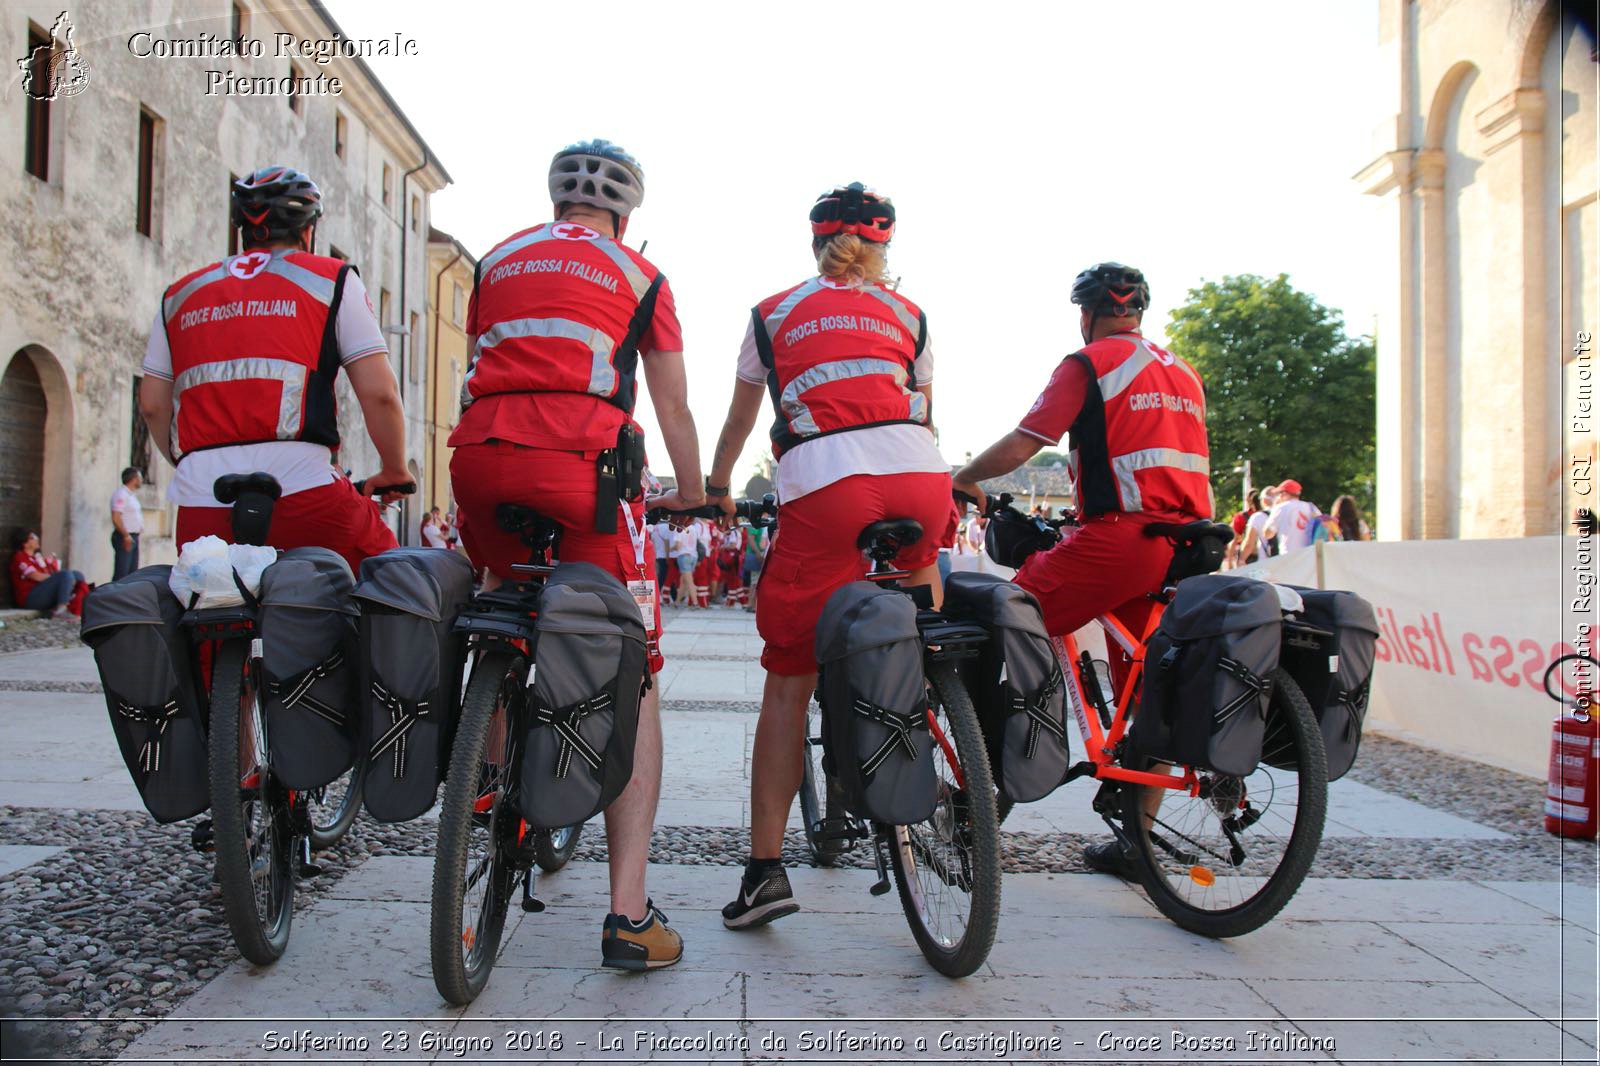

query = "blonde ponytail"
[[815, 233, 889, 286]]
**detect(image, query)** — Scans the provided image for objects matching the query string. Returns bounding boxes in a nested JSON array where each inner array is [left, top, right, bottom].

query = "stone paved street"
[[0, 606, 1595, 1064]]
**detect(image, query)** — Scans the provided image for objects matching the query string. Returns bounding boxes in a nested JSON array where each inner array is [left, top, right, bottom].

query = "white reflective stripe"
[[763, 278, 826, 338], [863, 285, 921, 341], [1110, 447, 1211, 512], [171, 358, 309, 444], [907, 391, 927, 423], [470, 316, 617, 396], [591, 238, 652, 302], [262, 255, 336, 306], [478, 224, 554, 275], [162, 264, 229, 323], [1095, 339, 1159, 402], [780, 358, 912, 436]]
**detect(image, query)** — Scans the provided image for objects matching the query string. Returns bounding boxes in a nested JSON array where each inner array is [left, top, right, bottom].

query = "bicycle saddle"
[[213, 471, 283, 505], [857, 518, 924, 556], [495, 503, 562, 549]]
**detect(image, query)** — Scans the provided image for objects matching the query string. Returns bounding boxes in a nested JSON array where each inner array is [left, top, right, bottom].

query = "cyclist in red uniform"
[[705, 183, 955, 928], [448, 139, 704, 970], [139, 166, 408, 571], [953, 262, 1212, 880]]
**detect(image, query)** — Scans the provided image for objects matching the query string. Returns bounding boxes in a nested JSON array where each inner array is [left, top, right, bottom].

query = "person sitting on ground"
[[9, 529, 86, 618]]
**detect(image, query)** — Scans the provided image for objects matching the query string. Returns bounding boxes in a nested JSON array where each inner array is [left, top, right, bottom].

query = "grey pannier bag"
[[943, 572, 1070, 803], [353, 548, 474, 822], [1129, 574, 1282, 778], [518, 562, 648, 829], [80, 565, 208, 823], [258, 547, 359, 790], [1276, 587, 1379, 780], [815, 582, 937, 825]]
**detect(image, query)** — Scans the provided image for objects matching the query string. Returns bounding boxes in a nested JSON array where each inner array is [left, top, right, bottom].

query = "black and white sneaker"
[[721, 867, 799, 929]]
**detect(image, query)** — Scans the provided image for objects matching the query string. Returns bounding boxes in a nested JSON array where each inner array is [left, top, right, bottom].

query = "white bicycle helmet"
[[548, 139, 645, 215]]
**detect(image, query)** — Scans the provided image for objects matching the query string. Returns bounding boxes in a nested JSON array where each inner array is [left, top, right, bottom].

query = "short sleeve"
[[336, 271, 389, 366], [1017, 355, 1090, 445], [640, 275, 683, 356], [735, 319, 765, 384], [141, 311, 173, 381]]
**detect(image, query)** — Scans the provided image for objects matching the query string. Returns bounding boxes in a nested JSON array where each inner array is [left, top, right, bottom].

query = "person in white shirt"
[[1264, 479, 1323, 554], [668, 524, 699, 608], [649, 520, 673, 601], [1239, 487, 1278, 563], [422, 507, 450, 549], [110, 467, 145, 580]]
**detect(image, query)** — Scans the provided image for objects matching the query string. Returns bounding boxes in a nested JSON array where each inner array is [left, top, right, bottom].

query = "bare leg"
[[677, 569, 696, 609], [749, 671, 815, 858], [905, 561, 944, 610], [604, 680, 662, 920]]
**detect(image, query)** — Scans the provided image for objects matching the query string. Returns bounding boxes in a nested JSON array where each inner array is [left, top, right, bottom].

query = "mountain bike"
[[974, 495, 1328, 938]]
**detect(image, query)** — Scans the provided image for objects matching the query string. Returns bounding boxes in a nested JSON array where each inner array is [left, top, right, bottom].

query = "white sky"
[[334, 0, 1386, 483]]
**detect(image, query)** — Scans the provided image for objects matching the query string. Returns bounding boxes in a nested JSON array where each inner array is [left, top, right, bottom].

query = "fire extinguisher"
[[1543, 655, 1600, 840]]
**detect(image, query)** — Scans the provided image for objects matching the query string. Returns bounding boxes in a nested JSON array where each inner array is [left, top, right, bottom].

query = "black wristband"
[[705, 478, 730, 499]]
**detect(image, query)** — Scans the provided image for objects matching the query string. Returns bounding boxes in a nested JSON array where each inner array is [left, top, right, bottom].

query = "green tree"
[[1027, 450, 1069, 467], [1165, 274, 1375, 516]]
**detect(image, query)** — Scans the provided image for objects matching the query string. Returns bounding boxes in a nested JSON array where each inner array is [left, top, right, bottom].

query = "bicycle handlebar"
[[645, 494, 778, 526], [355, 479, 417, 497]]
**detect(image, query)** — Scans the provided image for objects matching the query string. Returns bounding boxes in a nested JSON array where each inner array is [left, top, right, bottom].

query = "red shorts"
[[1013, 511, 1178, 690], [175, 477, 398, 574], [451, 441, 662, 672], [756, 472, 956, 676]]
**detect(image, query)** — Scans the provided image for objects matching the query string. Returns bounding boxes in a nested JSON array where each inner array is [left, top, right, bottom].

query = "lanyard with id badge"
[[619, 503, 658, 657]]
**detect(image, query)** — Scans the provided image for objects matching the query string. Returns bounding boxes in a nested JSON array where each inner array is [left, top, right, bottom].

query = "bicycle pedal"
[[189, 818, 215, 855]]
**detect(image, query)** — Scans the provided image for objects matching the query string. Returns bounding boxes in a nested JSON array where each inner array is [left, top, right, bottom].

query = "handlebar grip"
[[357, 480, 417, 497]]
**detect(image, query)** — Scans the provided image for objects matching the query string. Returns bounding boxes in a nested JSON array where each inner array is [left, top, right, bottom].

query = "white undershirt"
[[142, 265, 389, 506], [735, 319, 947, 503]]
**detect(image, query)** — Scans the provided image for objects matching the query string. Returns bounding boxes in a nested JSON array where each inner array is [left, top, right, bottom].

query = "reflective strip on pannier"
[[353, 548, 475, 822], [517, 561, 648, 830], [815, 582, 937, 825], [80, 565, 209, 823], [1129, 573, 1282, 778], [943, 571, 1071, 804], [258, 547, 359, 790]]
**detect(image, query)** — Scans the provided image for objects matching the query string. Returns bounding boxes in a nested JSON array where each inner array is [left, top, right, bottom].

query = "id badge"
[[627, 578, 657, 633]]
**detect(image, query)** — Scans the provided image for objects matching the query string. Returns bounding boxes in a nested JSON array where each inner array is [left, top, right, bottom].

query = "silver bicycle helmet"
[[548, 139, 645, 214]]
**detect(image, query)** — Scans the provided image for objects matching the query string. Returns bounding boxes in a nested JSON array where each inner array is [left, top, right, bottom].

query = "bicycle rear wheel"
[[307, 753, 366, 850], [887, 660, 1001, 978], [534, 823, 583, 872], [208, 638, 293, 965], [1121, 667, 1327, 938], [798, 700, 846, 865], [431, 647, 522, 1005]]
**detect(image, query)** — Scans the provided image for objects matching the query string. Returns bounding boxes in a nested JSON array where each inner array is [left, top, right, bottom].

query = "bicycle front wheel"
[[887, 660, 1001, 978], [430, 648, 522, 1005], [307, 752, 366, 850], [1121, 667, 1327, 938], [208, 638, 293, 965]]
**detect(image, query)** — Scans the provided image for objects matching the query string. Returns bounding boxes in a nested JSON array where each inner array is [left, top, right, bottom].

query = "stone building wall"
[[0, 0, 448, 581], [425, 229, 475, 516]]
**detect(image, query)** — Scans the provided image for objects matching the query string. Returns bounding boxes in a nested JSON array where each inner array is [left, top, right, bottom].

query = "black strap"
[[369, 679, 431, 779], [606, 273, 664, 415], [532, 693, 610, 778], [913, 309, 928, 358], [267, 651, 347, 728], [1214, 656, 1271, 724], [113, 698, 182, 775], [853, 698, 927, 778], [1009, 667, 1066, 759]]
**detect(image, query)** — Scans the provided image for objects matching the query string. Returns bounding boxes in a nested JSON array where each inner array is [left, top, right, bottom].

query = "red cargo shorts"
[[175, 476, 398, 574]]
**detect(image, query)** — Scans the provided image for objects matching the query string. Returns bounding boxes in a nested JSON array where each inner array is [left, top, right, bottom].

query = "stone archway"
[[0, 345, 73, 602]]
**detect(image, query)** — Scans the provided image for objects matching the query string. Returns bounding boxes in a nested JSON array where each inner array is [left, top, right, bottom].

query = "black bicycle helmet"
[[548, 139, 645, 214], [1070, 262, 1150, 315], [810, 182, 895, 243], [231, 166, 323, 244]]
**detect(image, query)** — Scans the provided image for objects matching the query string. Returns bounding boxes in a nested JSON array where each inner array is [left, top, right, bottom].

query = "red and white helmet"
[[809, 182, 895, 243]]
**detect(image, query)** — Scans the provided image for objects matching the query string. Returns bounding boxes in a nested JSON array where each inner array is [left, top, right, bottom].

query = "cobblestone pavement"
[[0, 606, 1594, 1064]]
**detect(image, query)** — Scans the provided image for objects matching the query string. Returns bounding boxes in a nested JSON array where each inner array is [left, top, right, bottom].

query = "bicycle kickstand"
[[868, 832, 893, 897], [298, 835, 323, 879], [521, 869, 545, 913]]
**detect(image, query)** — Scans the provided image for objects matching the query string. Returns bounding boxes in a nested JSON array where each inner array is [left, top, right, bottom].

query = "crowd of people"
[[647, 515, 768, 610], [1222, 477, 1371, 568]]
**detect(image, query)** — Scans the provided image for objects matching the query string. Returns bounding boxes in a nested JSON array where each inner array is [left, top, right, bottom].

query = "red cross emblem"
[[228, 251, 271, 279], [552, 222, 599, 241]]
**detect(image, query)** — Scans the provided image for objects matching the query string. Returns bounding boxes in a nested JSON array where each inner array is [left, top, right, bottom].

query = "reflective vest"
[[750, 277, 928, 457], [463, 221, 664, 414], [162, 249, 350, 459], [1068, 331, 1213, 519]]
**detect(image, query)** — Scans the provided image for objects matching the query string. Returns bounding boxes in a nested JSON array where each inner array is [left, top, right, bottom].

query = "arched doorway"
[[0, 351, 48, 549]]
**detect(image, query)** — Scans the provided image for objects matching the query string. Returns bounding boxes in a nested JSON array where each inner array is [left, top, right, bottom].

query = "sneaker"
[[721, 867, 799, 929], [600, 900, 682, 971], [1082, 839, 1141, 881]]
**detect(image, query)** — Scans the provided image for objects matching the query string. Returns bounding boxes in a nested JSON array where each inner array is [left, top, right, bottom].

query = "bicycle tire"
[[798, 701, 845, 865], [307, 752, 366, 850], [430, 647, 522, 1005], [534, 823, 583, 872], [1122, 667, 1327, 938], [208, 638, 293, 965], [887, 660, 1002, 978]]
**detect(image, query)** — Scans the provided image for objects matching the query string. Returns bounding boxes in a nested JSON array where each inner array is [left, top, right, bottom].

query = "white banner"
[[1243, 537, 1585, 776]]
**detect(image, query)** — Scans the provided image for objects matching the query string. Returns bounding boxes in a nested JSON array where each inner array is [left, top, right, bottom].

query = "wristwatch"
[[705, 478, 730, 499]]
